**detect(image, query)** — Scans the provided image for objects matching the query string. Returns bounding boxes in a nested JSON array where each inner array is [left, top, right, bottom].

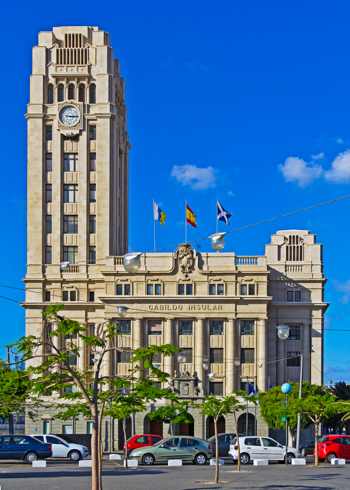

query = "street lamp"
[[281, 382, 292, 462], [208, 232, 226, 252], [277, 324, 290, 341], [123, 253, 142, 273]]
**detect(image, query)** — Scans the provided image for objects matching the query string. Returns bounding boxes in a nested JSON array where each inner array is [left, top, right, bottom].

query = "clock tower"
[[25, 26, 128, 281]]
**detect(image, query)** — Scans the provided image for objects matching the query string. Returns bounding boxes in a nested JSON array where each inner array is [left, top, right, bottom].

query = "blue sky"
[[2, 1, 350, 382]]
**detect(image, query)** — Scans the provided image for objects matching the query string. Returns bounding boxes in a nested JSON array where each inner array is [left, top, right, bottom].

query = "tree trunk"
[[91, 406, 101, 490], [314, 422, 319, 467], [234, 418, 241, 472], [123, 419, 128, 468], [214, 418, 220, 484]]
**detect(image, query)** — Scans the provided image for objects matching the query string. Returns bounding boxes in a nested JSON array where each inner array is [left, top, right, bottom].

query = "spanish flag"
[[186, 203, 197, 227]]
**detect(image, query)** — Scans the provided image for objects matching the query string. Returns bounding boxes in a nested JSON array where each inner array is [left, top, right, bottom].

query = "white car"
[[229, 436, 297, 464], [31, 434, 89, 461]]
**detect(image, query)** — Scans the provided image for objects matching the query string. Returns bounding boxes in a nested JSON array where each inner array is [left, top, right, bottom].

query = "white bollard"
[[124, 459, 138, 467], [167, 459, 183, 466], [253, 459, 269, 466], [109, 453, 122, 460], [32, 460, 47, 468], [331, 458, 346, 465], [292, 458, 306, 465], [79, 460, 92, 467], [210, 458, 224, 466]]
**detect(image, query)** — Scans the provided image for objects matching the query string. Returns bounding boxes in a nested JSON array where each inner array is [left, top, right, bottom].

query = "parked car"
[[124, 434, 162, 455], [230, 436, 297, 464], [31, 434, 89, 461], [208, 433, 236, 457], [300, 442, 315, 457], [0, 435, 52, 462], [317, 434, 350, 463], [129, 436, 212, 465]]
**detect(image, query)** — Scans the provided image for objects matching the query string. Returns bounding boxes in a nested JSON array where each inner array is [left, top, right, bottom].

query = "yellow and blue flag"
[[153, 200, 166, 224]]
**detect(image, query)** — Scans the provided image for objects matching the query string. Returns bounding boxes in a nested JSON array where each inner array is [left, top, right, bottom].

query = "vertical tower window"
[[47, 83, 54, 104], [89, 184, 96, 202], [46, 184, 52, 203], [45, 126, 52, 141], [57, 83, 64, 102], [45, 215, 52, 234], [78, 83, 85, 102], [89, 83, 96, 104], [68, 83, 75, 100], [63, 246, 78, 264], [89, 125, 96, 140], [45, 153, 52, 172], [89, 153, 96, 171], [89, 215, 96, 233], [63, 153, 78, 172], [63, 184, 78, 203], [63, 215, 78, 234], [89, 246, 96, 264], [45, 246, 52, 264]]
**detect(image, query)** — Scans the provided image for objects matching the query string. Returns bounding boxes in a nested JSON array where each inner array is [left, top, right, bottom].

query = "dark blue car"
[[0, 435, 52, 462]]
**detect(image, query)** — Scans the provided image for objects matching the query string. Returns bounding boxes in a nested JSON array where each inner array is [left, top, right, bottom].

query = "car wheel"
[[285, 453, 295, 464], [326, 453, 337, 463], [142, 453, 155, 465], [25, 452, 38, 463], [68, 450, 81, 461], [240, 453, 250, 465], [194, 453, 207, 465]]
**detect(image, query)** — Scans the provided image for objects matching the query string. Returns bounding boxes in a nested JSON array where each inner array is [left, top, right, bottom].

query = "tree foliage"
[[0, 361, 31, 419]]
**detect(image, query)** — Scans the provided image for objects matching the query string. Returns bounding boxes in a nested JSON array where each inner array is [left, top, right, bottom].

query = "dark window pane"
[[68, 83, 75, 100], [89, 215, 96, 233], [45, 246, 52, 264], [89, 246, 96, 264], [47, 84, 54, 104], [241, 348, 254, 363], [240, 320, 254, 336], [240, 284, 247, 295], [287, 351, 301, 367], [209, 320, 223, 335], [289, 325, 301, 340], [46, 215, 52, 234], [63, 184, 78, 203], [88, 291, 95, 302], [178, 320, 192, 335], [89, 84, 96, 104], [46, 184, 52, 202], [78, 83, 85, 102], [46, 125, 52, 141], [89, 125, 96, 140], [248, 284, 256, 295], [63, 153, 78, 172], [89, 184, 96, 202], [210, 348, 223, 363], [63, 246, 78, 264], [89, 153, 96, 171], [115, 320, 131, 335], [178, 349, 192, 362], [209, 284, 216, 295], [148, 320, 162, 335], [63, 215, 78, 234], [209, 382, 223, 395], [117, 351, 132, 363], [57, 84, 64, 102], [46, 153, 52, 172]]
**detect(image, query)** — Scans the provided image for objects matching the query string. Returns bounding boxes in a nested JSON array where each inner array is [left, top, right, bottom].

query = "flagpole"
[[185, 201, 188, 243], [215, 200, 218, 233], [153, 218, 156, 252]]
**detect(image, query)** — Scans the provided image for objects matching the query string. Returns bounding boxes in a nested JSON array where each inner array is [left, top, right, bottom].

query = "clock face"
[[59, 105, 80, 127]]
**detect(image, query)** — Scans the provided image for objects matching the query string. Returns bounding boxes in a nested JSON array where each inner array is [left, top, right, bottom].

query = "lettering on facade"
[[148, 304, 223, 312]]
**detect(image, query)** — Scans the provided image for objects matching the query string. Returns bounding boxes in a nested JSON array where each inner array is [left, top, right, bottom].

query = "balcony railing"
[[235, 256, 258, 265]]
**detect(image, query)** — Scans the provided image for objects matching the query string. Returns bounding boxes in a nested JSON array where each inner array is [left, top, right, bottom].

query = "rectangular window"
[[287, 351, 301, 367], [45, 246, 52, 264], [62, 424, 73, 435], [146, 283, 162, 295], [63, 153, 78, 172], [63, 215, 78, 234], [147, 320, 162, 335], [63, 184, 78, 203], [46, 153, 52, 172], [63, 290, 77, 302], [209, 283, 225, 295], [209, 320, 224, 335], [240, 283, 256, 295], [89, 125, 96, 140], [89, 215, 96, 233], [89, 152, 96, 171], [86, 421, 94, 435], [88, 291, 95, 302], [177, 283, 193, 295], [241, 348, 255, 363], [178, 348, 192, 363], [240, 320, 255, 336], [45, 290, 51, 302], [178, 320, 192, 335], [289, 325, 301, 340], [287, 290, 302, 302], [116, 283, 131, 296], [209, 382, 223, 396], [45, 215, 52, 234], [46, 125, 52, 141], [210, 348, 223, 363], [89, 183, 96, 202], [42, 420, 51, 434], [89, 246, 96, 264], [46, 184, 52, 203], [63, 246, 78, 264], [117, 351, 132, 363], [115, 319, 131, 335]]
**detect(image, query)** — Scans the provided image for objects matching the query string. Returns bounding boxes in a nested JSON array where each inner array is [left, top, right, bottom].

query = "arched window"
[[57, 83, 64, 102], [78, 83, 85, 102], [68, 83, 75, 100], [89, 83, 96, 104], [47, 83, 54, 104]]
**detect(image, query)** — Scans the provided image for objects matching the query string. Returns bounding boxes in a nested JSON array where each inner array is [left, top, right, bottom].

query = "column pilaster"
[[256, 319, 267, 392], [225, 318, 235, 394]]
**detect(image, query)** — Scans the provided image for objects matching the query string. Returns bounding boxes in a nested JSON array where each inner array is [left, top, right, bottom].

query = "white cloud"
[[171, 164, 216, 190], [279, 156, 323, 187], [311, 152, 325, 161], [336, 137, 344, 144], [227, 190, 235, 197], [325, 150, 350, 183]]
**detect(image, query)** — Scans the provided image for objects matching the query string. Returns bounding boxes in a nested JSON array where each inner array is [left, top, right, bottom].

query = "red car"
[[124, 434, 162, 455], [317, 434, 350, 462]]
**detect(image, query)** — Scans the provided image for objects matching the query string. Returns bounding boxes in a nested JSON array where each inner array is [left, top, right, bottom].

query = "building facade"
[[24, 27, 327, 449]]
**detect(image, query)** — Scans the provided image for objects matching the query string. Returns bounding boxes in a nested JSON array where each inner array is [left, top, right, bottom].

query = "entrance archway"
[[206, 415, 225, 438], [144, 414, 163, 437], [174, 413, 194, 436], [237, 413, 256, 436], [118, 417, 132, 450]]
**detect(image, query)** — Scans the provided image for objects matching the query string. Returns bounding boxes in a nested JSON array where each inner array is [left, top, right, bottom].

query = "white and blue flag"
[[216, 200, 232, 225]]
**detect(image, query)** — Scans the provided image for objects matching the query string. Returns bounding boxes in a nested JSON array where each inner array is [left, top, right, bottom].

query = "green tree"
[[16, 305, 177, 490], [147, 399, 192, 436], [198, 394, 245, 484]]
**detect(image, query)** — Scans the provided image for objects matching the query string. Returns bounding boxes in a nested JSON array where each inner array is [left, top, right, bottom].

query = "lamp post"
[[281, 382, 292, 463], [276, 324, 303, 456]]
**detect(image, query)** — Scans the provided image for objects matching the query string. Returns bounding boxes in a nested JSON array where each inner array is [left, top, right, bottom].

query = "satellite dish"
[[208, 232, 227, 251]]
